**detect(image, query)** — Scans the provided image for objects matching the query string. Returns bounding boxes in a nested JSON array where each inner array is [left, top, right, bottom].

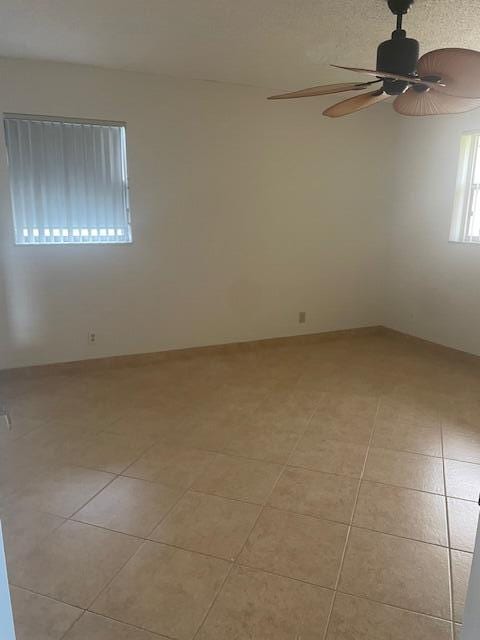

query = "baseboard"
[[0, 325, 384, 380], [2, 324, 478, 382], [379, 326, 480, 365]]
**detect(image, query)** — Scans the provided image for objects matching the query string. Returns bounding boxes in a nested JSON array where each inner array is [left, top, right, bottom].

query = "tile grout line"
[[440, 421, 456, 640], [67, 429, 171, 522], [12, 456, 475, 526], [6, 442, 477, 527], [140, 450, 223, 541], [58, 608, 85, 640], [57, 434, 191, 639], [77, 450, 225, 627], [191, 387, 319, 639], [11, 564, 457, 632], [116, 438, 471, 500], [63, 608, 176, 640], [65, 438, 156, 522], [334, 587, 455, 624], [19, 408, 462, 633], [122, 452, 448, 492], [322, 395, 382, 640], [2, 419, 160, 518], [7, 423, 478, 518], [7, 393, 471, 637], [92, 586, 458, 636], [67, 473, 119, 521], [84, 537, 147, 613], [190, 557, 235, 640], [73, 382, 293, 640], [8, 586, 88, 640], [36, 506, 461, 571]]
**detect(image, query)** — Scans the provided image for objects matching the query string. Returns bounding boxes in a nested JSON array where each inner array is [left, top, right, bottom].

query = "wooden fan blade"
[[394, 88, 480, 116], [323, 90, 389, 118], [331, 64, 443, 90], [418, 48, 480, 99], [267, 81, 378, 100]]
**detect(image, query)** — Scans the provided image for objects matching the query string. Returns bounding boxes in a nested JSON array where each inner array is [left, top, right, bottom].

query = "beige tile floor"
[[1, 330, 479, 639]]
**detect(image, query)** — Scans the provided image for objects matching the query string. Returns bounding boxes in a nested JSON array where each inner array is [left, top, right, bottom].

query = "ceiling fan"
[[268, 0, 480, 117]]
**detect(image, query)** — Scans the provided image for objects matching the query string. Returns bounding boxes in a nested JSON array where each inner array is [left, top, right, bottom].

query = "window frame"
[[450, 130, 480, 245], [3, 113, 133, 247]]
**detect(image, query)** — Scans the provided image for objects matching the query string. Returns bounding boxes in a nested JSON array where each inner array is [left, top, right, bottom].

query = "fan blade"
[[323, 90, 389, 118], [267, 81, 379, 100], [418, 48, 480, 99], [394, 88, 480, 116], [331, 65, 443, 90]]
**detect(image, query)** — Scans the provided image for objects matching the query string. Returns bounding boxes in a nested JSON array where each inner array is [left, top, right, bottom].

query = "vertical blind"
[[4, 115, 132, 244]]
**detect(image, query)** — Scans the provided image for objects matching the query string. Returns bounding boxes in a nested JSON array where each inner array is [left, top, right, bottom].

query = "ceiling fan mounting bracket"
[[387, 0, 414, 16]]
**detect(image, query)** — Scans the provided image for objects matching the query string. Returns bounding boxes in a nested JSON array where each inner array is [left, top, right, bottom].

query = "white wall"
[[0, 58, 392, 369], [385, 110, 480, 356]]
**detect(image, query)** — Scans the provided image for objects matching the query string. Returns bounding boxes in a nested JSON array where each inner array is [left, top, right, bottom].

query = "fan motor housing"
[[377, 33, 419, 94]]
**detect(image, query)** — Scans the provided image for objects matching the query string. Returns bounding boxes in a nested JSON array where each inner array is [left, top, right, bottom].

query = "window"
[[451, 132, 480, 244], [4, 114, 131, 245]]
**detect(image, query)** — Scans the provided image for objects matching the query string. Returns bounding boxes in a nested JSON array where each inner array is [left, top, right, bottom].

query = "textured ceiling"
[[0, 0, 478, 90]]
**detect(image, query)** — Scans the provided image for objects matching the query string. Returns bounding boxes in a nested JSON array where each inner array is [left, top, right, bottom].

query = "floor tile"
[[364, 448, 444, 494], [192, 453, 282, 504], [377, 397, 438, 428], [73, 432, 155, 474], [91, 541, 230, 640], [372, 418, 442, 457], [455, 623, 462, 639], [339, 528, 451, 619], [124, 443, 215, 489], [445, 459, 480, 501], [290, 438, 368, 478], [305, 412, 373, 445], [9, 521, 141, 608], [0, 416, 44, 446], [151, 491, 260, 560], [107, 408, 184, 439], [0, 451, 50, 504], [249, 403, 313, 434], [443, 423, 480, 465], [222, 423, 299, 464], [45, 411, 119, 433], [326, 593, 452, 640], [4, 334, 480, 640], [238, 507, 347, 588], [11, 587, 82, 640], [9, 422, 100, 466], [74, 476, 183, 537], [353, 481, 448, 545], [318, 393, 378, 420], [9, 465, 114, 518], [0, 506, 65, 568], [197, 565, 333, 640], [268, 466, 359, 523], [64, 611, 164, 639], [179, 420, 234, 452], [451, 550, 473, 623], [448, 498, 479, 553]]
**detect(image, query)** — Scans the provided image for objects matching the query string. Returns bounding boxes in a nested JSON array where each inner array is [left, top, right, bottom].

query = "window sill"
[[448, 239, 480, 246], [13, 240, 133, 247]]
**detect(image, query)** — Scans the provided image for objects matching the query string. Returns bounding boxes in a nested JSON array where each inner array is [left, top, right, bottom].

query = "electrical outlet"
[[299, 311, 306, 324], [88, 331, 96, 345]]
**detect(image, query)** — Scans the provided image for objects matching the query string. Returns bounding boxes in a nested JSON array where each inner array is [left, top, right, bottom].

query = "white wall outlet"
[[88, 331, 96, 345], [299, 311, 306, 324]]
